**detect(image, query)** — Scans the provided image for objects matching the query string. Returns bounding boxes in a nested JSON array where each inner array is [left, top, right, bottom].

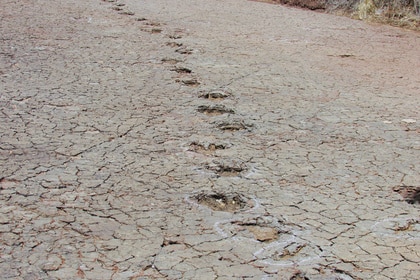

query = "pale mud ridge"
[[0, 0, 419, 279]]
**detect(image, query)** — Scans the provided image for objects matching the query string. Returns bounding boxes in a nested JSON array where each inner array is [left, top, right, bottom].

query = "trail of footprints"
[[103, 0, 420, 204], [101, 1, 419, 278], [107, 0, 331, 273], [102, 0, 245, 168], [101, 0, 252, 190], [101, 1, 349, 278]]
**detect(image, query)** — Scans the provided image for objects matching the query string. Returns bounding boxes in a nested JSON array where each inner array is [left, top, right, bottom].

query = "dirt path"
[[1, 0, 419, 279]]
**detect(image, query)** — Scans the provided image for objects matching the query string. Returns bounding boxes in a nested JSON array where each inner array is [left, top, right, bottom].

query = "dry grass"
[[269, 0, 420, 30], [370, 0, 420, 30], [357, 0, 376, 19], [331, 0, 420, 30]]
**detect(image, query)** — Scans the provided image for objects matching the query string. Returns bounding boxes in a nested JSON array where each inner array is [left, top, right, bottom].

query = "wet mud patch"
[[192, 192, 250, 212], [393, 186, 420, 204], [197, 105, 235, 116], [189, 141, 227, 155], [217, 120, 252, 131], [199, 89, 232, 100]]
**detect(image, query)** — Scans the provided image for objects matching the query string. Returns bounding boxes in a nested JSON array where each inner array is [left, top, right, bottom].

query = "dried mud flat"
[[1, 0, 419, 279]]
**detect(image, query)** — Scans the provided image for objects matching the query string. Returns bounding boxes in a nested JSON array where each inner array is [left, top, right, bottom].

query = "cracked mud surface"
[[1, 0, 419, 279]]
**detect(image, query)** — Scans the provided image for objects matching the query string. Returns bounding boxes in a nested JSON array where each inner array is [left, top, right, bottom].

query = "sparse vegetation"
[[357, 0, 420, 30], [271, 0, 420, 30]]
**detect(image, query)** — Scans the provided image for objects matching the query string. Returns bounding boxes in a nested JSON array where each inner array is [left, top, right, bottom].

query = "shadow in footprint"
[[217, 120, 252, 131], [197, 105, 235, 116], [199, 90, 232, 100], [170, 66, 192, 74]]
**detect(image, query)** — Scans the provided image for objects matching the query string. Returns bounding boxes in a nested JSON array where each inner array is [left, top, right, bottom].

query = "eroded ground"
[[0, 0, 419, 279]]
